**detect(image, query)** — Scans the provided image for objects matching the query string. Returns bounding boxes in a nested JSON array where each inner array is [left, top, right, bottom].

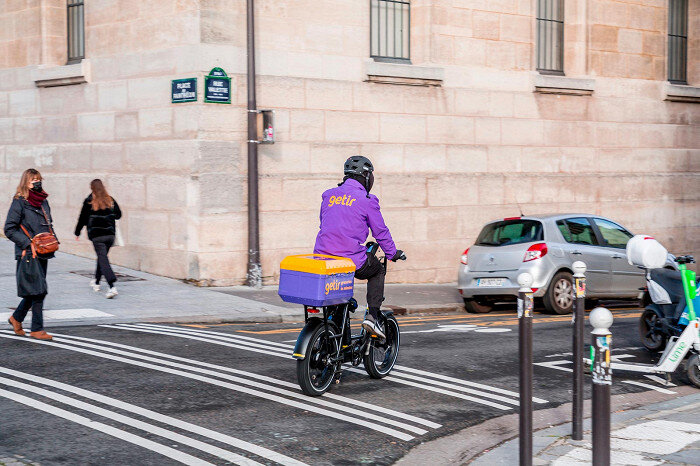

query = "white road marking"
[[64, 330, 440, 429], [139, 324, 294, 349], [643, 375, 677, 387], [0, 367, 307, 466], [0, 377, 263, 466], [621, 380, 677, 394], [0, 389, 212, 466], [386, 370, 520, 406], [402, 324, 511, 334], [393, 365, 548, 404], [534, 360, 574, 373], [0, 331, 417, 440], [119, 324, 533, 409], [0, 308, 113, 320]]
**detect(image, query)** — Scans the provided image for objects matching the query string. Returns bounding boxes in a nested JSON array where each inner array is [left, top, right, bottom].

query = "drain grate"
[[70, 271, 145, 282]]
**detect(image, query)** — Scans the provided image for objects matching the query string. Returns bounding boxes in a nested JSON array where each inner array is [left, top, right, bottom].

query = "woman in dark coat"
[[74, 179, 122, 298], [4, 168, 56, 340]]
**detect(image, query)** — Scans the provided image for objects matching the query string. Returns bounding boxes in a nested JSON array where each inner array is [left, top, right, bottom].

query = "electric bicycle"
[[292, 243, 403, 396]]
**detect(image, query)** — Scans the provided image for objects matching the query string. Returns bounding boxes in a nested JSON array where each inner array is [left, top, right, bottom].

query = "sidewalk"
[[397, 388, 700, 465], [0, 238, 463, 327]]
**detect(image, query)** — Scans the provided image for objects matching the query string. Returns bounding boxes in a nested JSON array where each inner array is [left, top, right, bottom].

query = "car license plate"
[[477, 278, 505, 287]]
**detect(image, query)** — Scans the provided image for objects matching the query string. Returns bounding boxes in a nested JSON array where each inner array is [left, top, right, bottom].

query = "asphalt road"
[[0, 307, 692, 465]]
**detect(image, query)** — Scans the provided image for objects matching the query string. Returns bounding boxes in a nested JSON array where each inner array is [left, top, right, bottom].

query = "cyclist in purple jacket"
[[314, 156, 405, 338]]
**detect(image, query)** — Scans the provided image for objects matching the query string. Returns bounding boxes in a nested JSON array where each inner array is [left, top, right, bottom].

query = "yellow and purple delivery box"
[[278, 254, 356, 307]]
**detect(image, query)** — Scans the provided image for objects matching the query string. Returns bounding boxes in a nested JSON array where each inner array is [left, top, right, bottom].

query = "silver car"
[[458, 214, 676, 314]]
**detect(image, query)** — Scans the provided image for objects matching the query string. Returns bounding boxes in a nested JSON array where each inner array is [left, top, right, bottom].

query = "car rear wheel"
[[463, 297, 494, 314], [543, 271, 574, 315]]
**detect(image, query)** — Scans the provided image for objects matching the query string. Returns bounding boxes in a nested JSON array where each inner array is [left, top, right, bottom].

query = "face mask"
[[32, 181, 42, 192]]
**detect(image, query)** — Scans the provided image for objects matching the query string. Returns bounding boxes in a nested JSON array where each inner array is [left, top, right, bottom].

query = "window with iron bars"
[[370, 0, 410, 62], [668, 0, 688, 83], [67, 0, 85, 64], [536, 0, 564, 74]]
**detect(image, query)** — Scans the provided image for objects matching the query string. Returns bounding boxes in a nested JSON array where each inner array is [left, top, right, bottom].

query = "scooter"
[[587, 236, 700, 388]]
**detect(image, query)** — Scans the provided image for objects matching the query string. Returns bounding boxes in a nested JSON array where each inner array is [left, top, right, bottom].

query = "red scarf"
[[27, 189, 48, 208]]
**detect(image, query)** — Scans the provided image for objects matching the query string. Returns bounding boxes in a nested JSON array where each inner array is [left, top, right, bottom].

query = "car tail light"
[[461, 248, 469, 265], [523, 243, 548, 262]]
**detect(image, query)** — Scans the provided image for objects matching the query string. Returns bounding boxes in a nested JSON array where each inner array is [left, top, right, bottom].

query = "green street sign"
[[205, 67, 231, 104], [171, 78, 197, 103]]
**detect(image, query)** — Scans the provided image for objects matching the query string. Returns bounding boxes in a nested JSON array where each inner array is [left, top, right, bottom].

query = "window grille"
[[67, 0, 85, 64], [536, 0, 564, 74], [668, 0, 688, 83], [370, 0, 410, 62]]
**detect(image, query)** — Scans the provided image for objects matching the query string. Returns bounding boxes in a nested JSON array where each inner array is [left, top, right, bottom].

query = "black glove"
[[391, 250, 406, 262]]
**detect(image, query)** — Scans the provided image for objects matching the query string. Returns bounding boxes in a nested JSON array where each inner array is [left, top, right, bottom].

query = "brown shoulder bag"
[[21, 207, 59, 255]]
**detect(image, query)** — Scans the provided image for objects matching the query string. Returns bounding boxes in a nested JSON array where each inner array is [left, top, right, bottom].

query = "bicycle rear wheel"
[[364, 315, 400, 379], [297, 324, 338, 396]]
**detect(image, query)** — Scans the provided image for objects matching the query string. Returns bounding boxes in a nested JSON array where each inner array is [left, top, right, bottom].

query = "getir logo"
[[328, 195, 357, 207], [325, 278, 353, 295]]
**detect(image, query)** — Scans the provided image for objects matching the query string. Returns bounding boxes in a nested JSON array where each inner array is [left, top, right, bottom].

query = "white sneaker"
[[362, 316, 386, 339], [105, 287, 118, 299], [89, 279, 101, 292]]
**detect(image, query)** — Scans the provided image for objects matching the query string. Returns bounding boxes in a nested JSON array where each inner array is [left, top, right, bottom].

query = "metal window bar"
[[536, 0, 564, 74], [370, 0, 410, 61], [67, 0, 85, 64], [668, 0, 688, 83]]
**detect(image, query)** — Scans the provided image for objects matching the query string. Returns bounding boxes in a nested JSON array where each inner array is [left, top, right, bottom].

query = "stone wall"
[[1, 0, 698, 286]]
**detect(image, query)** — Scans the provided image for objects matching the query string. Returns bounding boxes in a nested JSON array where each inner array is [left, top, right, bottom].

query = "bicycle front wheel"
[[297, 324, 338, 396], [364, 315, 400, 379]]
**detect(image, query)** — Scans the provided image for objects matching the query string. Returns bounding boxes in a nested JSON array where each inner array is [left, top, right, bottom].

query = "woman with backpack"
[[74, 179, 122, 299], [4, 168, 59, 340]]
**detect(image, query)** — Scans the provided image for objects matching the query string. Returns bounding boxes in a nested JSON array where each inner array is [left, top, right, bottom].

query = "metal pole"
[[572, 261, 587, 440], [246, 0, 262, 288], [517, 272, 534, 466], [590, 307, 613, 466]]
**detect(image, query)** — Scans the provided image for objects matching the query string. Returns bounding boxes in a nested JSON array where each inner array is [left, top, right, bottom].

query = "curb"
[[394, 385, 700, 465]]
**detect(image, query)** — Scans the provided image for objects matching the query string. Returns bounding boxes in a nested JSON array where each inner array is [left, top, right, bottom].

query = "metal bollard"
[[589, 307, 613, 466], [517, 272, 534, 466], [572, 261, 587, 441]]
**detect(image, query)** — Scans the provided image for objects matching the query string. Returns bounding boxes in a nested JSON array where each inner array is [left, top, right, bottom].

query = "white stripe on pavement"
[[139, 324, 294, 349], [621, 380, 677, 394], [65, 329, 440, 429], [0, 367, 307, 466], [0, 332, 416, 441], [0, 388, 212, 466], [118, 324, 527, 409], [0, 376, 263, 466], [393, 365, 548, 404]]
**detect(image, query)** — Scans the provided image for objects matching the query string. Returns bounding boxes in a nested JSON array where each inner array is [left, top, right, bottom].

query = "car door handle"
[[612, 254, 624, 259], [571, 251, 582, 255]]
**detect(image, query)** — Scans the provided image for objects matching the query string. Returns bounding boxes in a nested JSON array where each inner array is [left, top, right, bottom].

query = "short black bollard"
[[590, 307, 613, 466], [572, 261, 587, 441], [517, 272, 534, 466]]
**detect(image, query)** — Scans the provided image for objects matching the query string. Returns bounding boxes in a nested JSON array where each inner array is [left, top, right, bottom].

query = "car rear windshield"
[[475, 220, 543, 246]]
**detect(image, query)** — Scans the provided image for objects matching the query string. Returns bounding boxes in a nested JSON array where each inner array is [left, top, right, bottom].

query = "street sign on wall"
[[205, 67, 231, 104], [171, 78, 197, 103]]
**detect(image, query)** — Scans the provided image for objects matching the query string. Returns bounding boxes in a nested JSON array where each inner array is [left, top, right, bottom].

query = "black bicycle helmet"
[[344, 156, 374, 177]]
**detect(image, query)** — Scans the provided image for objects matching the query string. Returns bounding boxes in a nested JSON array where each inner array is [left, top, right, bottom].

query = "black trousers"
[[92, 235, 116, 287], [13, 258, 48, 332], [354, 254, 386, 314]]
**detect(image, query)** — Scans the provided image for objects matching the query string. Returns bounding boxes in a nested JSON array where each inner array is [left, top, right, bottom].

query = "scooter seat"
[[649, 268, 684, 303]]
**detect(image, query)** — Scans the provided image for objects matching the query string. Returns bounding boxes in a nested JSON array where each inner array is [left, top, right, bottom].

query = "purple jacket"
[[314, 179, 397, 269]]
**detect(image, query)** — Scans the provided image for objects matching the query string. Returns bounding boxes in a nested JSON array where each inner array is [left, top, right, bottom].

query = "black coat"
[[74, 195, 122, 240], [4, 197, 57, 260]]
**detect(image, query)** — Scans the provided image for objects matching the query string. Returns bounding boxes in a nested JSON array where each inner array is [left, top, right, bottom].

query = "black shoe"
[[362, 314, 385, 339]]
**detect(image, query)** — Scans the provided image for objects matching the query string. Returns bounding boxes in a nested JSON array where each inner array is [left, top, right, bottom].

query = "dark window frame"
[[67, 0, 85, 65], [536, 0, 565, 75], [370, 0, 411, 63], [668, 0, 688, 84], [556, 218, 600, 246]]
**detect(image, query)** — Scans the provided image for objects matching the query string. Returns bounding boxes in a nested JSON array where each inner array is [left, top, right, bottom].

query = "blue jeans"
[[13, 258, 48, 332]]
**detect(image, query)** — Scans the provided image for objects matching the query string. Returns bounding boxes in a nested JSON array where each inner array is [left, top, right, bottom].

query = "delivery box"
[[278, 254, 356, 307]]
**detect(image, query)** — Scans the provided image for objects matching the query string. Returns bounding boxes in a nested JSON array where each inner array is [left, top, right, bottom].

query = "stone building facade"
[[0, 0, 698, 285]]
